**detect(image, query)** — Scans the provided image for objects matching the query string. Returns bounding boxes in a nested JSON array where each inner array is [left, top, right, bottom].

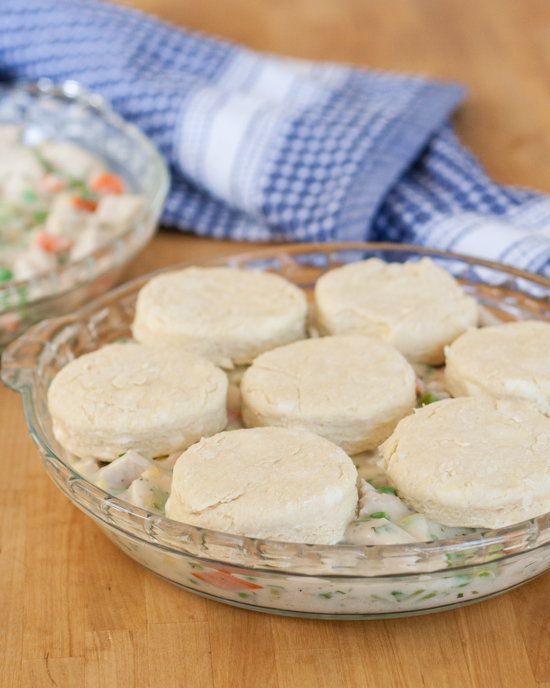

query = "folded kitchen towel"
[[2, 0, 550, 275]]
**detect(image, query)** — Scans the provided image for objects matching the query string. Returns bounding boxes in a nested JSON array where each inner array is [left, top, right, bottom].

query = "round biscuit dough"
[[314, 257, 479, 365], [166, 427, 358, 544], [445, 320, 550, 416], [240, 335, 416, 454], [47, 342, 228, 461], [380, 397, 550, 528], [132, 267, 307, 368]]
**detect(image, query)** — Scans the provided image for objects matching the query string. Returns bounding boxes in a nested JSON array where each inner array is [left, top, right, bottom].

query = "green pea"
[[0, 267, 13, 283], [420, 392, 442, 406]]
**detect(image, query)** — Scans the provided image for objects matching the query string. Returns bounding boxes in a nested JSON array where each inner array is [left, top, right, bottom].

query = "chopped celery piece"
[[367, 511, 392, 521], [420, 592, 437, 600], [34, 151, 54, 172], [33, 209, 48, 223]]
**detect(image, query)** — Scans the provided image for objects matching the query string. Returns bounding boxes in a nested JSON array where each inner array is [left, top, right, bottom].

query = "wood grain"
[[3, 1, 550, 686]]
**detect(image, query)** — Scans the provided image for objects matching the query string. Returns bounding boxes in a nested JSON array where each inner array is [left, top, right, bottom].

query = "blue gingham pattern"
[[1, 0, 550, 273]]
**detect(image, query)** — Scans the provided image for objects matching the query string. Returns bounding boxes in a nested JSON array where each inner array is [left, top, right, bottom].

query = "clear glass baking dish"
[[4, 242, 550, 620], [0, 80, 169, 349]]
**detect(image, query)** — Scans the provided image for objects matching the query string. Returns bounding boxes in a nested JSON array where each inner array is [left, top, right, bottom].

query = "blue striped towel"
[[2, 0, 550, 275]]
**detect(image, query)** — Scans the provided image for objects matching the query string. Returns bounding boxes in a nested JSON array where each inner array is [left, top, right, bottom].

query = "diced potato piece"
[[125, 477, 170, 514], [398, 513, 432, 542], [141, 466, 172, 493]]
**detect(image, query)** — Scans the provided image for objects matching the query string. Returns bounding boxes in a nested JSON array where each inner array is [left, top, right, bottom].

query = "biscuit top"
[[132, 267, 307, 367], [168, 427, 358, 544], [47, 342, 227, 436], [444, 320, 550, 414], [315, 257, 468, 323], [314, 257, 478, 363], [380, 397, 550, 527], [241, 334, 415, 421]]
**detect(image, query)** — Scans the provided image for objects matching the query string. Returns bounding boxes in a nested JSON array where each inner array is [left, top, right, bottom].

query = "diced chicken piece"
[[0, 146, 42, 181], [0, 147, 44, 201], [12, 248, 57, 280], [2, 176, 38, 204], [38, 141, 106, 180], [93, 194, 143, 228], [358, 478, 376, 495], [358, 486, 413, 523], [344, 518, 420, 545], [45, 192, 89, 237], [69, 224, 107, 261], [96, 450, 152, 491]]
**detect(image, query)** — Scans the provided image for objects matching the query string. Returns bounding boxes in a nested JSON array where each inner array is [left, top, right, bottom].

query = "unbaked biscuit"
[[314, 257, 479, 364], [166, 427, 358, 544], [380, 397, 550, 529], [445, 320, 550, 416], [132, 266, 307, 368], [47, 342, 228, 461], [240, 335, 416, 454]]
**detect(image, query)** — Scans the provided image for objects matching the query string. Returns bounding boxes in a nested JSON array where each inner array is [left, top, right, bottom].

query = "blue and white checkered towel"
[[2, 0, 550, 275]]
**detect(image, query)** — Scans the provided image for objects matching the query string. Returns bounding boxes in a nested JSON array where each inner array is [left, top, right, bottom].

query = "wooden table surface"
[[3, 1, 550, 686]]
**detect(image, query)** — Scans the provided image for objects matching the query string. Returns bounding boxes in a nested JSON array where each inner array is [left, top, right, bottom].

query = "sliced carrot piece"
[[71, 196, 97, 212], [32, 232, 72, 253], [191, 570, 263, 591], [90, 172, 124, 195], [0, 316, 20, 333]]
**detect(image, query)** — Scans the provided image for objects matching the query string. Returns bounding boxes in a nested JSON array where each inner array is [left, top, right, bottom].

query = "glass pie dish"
[[0, 80, 169, 349], [4, 242, 550, 620]]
